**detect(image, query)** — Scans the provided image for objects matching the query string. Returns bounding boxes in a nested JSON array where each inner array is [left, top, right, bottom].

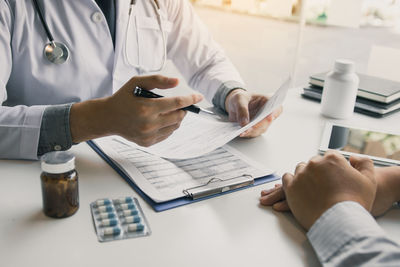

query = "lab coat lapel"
[[113, 0, 130, 74]]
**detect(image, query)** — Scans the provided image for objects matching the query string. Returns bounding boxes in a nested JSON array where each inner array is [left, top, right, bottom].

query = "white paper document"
[[93, 136, 273, 202], [138, 78, 291, 159]]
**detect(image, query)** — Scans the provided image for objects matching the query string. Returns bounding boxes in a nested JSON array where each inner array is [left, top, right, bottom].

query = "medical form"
[[93, 136, 273, 202], [139, 78, 290, 159]]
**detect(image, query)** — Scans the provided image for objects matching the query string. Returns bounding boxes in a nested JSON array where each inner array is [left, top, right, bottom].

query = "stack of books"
[[302, 72, 400, 118]]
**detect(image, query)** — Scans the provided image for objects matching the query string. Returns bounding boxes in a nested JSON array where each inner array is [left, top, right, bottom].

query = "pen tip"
[[200, 108, 216, 116]]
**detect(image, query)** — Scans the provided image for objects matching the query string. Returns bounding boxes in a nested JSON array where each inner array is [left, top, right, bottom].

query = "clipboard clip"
[[182, 174, 254, 200]]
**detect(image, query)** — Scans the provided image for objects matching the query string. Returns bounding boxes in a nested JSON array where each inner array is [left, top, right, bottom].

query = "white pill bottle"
[[321, 59, 359, 119]]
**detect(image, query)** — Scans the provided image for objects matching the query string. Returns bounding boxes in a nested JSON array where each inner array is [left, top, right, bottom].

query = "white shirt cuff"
[[307, 201, 385, 263]]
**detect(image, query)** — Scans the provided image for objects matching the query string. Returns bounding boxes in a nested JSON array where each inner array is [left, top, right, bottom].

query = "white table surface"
[[1, 89, 399, 267]]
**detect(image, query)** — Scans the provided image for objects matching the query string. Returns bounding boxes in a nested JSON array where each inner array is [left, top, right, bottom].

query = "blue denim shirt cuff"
[[37, 103, 74, 156], [212, 81, 246, 112]]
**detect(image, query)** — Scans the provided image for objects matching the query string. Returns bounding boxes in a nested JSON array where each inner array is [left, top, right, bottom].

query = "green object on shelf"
[[317, 11, 327, 22]]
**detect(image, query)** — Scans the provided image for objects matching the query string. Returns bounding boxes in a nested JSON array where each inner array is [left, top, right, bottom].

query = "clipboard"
[[88, 140, 280, 212]]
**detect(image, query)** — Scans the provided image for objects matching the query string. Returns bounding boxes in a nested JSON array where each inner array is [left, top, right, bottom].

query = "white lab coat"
[[0, 0, 243, 159]]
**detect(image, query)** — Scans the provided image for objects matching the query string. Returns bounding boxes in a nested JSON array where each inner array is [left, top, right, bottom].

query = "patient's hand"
[[260, 152, 376, 230], [260, 184, 289, 212], [370, 166, 400, 216], [261, 164, 400, 218]]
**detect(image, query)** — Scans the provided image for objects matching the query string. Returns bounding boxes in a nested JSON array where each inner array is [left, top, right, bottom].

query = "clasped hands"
[[260, 151, 400, 230]]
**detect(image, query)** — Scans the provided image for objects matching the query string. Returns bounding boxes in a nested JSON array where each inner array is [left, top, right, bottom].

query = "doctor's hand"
[[260, 152, 376, 230], [224, 89, 282, 138], [70, 75, 203, 146]]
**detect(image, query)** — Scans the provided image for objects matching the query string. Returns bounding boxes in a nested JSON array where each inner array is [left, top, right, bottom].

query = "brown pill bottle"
[[41, 151, 79, 218]]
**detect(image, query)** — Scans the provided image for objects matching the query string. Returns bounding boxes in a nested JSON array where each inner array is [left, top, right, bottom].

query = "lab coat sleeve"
[[164, 0, 245, 104], [0, 1, 46, 160]]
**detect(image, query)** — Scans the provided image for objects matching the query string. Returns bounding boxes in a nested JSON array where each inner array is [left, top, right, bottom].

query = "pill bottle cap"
[[334, 59, 355, 73], [41, 151, 75, 174]]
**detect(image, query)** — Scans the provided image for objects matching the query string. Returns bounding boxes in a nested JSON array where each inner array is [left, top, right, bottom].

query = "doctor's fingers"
[[239, 117, 271, 138], [157, 109, 187, 128], [132, 110, 185, 139], [134, 123, 181, 147], [232, 94, 251, 126], [248, 95, 268, 119], [155, 123, 182, 141], [154, 94, 203, 113], [130, 75, 179, 90], [239, 106, 282, 138]]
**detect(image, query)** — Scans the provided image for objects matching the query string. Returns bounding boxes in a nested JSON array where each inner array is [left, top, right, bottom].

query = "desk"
[[1, 89, 399, 267]]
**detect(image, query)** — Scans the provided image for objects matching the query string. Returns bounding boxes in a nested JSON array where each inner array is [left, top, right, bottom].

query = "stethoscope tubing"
[[32, 0, 55, 43], [32, 0, 69, 64], [33, 0, 165, 68]]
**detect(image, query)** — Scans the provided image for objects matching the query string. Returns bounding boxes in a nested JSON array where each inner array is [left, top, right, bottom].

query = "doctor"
[[0, 0, 281, 160]]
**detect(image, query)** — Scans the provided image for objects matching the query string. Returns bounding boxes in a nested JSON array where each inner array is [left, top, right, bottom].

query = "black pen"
[[133, 86, 215, 116]]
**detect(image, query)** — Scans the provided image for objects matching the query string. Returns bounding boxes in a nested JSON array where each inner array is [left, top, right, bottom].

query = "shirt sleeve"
[[37, 104, 74, 157], [165, 0, 245, 105], [307, 201, 400, 267], [212, 81, 246, 112]]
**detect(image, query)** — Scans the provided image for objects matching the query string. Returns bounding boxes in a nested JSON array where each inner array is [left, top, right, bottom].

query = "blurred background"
[[162, 0, 400, 97]]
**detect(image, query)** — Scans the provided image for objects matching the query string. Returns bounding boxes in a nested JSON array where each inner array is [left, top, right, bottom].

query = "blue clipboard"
[[87, 140, 280, 212]]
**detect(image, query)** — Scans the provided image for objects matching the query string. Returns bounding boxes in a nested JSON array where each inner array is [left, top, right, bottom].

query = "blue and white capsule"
[[102, 226, 121, 236], [119, 203, 136, 210], [100, 219, 118, 227], [122, 209, 138, 217], [116, 197, 133, 204], [124, 215, 141, 224], [98, 212, 116, 220], [98, 205, 113, 213], [96, 199, 111, 207], [127, 223, 144, 232]]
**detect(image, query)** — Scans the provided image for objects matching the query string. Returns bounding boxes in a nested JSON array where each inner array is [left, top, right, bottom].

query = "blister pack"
[[90, 197, 151, 242]]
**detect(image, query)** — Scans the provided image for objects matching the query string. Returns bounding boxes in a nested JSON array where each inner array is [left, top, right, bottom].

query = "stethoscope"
[[33, 0, 167, 70], [32, 0, 69, 64], [126, 0, 167, 72]]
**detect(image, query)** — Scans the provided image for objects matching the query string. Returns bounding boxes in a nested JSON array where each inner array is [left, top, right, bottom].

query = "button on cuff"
[[37, 104, 74, 157]]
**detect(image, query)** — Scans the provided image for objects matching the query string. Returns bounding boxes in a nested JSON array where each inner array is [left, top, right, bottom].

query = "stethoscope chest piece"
[[44, 42, 69, 64]]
